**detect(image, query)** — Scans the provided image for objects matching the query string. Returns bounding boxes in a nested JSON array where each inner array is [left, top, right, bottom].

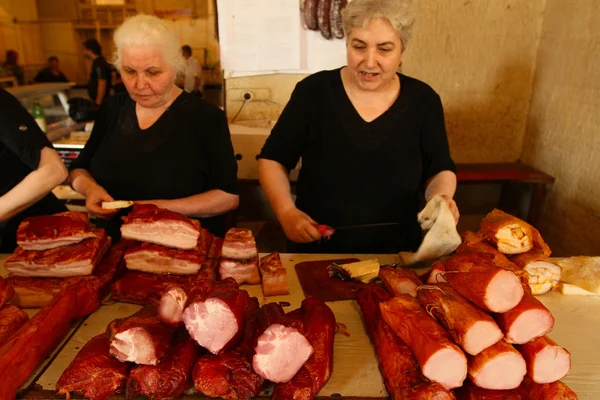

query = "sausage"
[[304, 0, 319, 30], [379, 266, 422, 297], [468, 340, 526, 390], [515, 335, 571, 384], [317, 0, 332, 39], [329, 0, 346, 39]]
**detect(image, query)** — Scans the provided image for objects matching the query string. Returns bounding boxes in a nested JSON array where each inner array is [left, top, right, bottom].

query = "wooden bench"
[[456, 162, 555, 227]]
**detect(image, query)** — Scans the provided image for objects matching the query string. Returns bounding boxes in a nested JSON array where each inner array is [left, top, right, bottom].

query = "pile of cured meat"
[[361, 209, 577, 399]]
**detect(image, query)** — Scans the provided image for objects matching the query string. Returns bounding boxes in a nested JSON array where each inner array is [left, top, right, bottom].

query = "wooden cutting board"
[[295, 258, 368, 301]]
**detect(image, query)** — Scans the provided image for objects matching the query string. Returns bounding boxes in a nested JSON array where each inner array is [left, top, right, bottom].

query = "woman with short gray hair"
[[70, 14, 239, 238], [258, 0, 458, 254]]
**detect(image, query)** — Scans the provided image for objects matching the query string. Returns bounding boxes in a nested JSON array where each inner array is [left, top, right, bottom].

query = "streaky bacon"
[[124, 242, 203, 275], [16, 211, 96, 250], [221, 228, 257, 260]]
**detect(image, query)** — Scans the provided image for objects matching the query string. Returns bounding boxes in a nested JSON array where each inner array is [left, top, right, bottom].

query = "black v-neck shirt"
[[260, 68, 455, 254], [71, 91, 238, 237]]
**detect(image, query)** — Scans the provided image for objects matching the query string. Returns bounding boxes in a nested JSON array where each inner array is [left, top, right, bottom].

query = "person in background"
[[258, 0, 459, 254], [0, 88, 68, 252], [34, 56, 69, 83], [181, 45, 203, 97], [2, 50, 24, 86], [69, 15, 239, 239], [82, 39, 112, 106]]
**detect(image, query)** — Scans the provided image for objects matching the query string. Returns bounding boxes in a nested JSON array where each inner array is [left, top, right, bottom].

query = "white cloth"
[[183, 56, 201, 93], [398, 195, 462, 266]]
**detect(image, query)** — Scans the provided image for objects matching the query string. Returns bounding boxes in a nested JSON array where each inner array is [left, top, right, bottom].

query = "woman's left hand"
[[440, 194, 460, 225]]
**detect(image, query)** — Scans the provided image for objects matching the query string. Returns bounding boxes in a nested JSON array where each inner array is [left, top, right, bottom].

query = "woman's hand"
[[85, 184, 117, 219], [279, 208, 322, 243], [440, 194, 460, 225]]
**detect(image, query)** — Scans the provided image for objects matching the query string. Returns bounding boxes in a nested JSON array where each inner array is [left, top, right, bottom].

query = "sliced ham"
[[480, 209, 551, 256], [416, 283, 503, 356], [518, 377, 578, 400], [111, 271, 194, 305], [56, 334, 130, 400], [494, 288, 554, 344], [106, 305, 174, 365], [158, 285, 189, 328], [124, 242, 202, 275], [468, 340, 526, 390], [379, 266, 422, 297], [182, 278, 249, 354], [252, 303, 314, 384], [358, 287, 453, 400], [379, 294, 467, 389], [444, 253, 523, 313], [219, 257, 261, 285], [426, 261, 448, 284], [0, 305, 29, 343], [259, 252, 289, 296], [121, 204, 200, 250], [5, 230, 111, 277], [16, 211, 96, 250], [221, 228, 257, 260], [516, 335, 571, 384], [511, 250, 561, 295], [0, 277, 14, 309]]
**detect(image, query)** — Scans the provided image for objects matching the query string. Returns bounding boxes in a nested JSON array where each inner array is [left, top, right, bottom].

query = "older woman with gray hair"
[[70, 14, 238, 238], [258, 0, 458, 254]]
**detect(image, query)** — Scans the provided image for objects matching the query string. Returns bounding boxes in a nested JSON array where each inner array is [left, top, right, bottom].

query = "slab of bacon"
[[259, 252, 289, 296], [124, 242, 203, 275], [221, 228, 258, 260], [16, 211, 97, 250], [121, 204, 200, 250], [219, 257, 261, 285]]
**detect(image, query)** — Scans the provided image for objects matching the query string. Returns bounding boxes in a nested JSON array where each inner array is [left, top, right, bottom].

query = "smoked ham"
[[0, 278, 14, 308], [512, 250, 561, 295], [444, 253, 523, 313], [259, 252, 289, 296], [357, 286, 454, 400], [127, 333, 202, 399], [0, 278, 101, 400], [468, 340, 526, 390], [379, 294, 467, 389], [105, 305, 174, 365], [456, 380, 524, 399], [221, 228, 258, 260], [16, 211, 96, 250], [516, 335, 571, 384], [219, 257, 261, 285], [193, 297, 264, 400], [111, 271, 194, 305], [480, 209, 551, 256], [182, 278, 249, 354], [494, 287, 554, 344], [379, 266, 422, 297], [124, 242, 203, 275], [426, 260, 447, 284], [0, 305, 28, 343], [121, 204, 200, 250], [5, 230, 111, 277], [416, 283, 503, 356], [56, 334, 130, 400], [158, 285, 188, 328], [272, 298, 337, 399], [518, 377, 578, 399], [252, 303, 313, 384]]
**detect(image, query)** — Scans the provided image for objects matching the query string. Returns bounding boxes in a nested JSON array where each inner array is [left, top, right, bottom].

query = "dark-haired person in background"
[[2, 50, 24, 86], [181, 45, 202, 97], [82, 39, 112, 105], [34, 56, 69, 83]]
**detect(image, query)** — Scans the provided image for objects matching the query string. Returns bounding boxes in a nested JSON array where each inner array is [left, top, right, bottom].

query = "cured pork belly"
[[124, 242, 202, 275], [480, 209, 551, 256], [221, 228, 257, 260], [16, 211, 96, 250], [219, 257, 261, 285], [5, 230, 110, 277], [259, 252, 289, 296], [121, 204, 200, 250], [512, 250, 561, 295], [56, 334, 130, 400]]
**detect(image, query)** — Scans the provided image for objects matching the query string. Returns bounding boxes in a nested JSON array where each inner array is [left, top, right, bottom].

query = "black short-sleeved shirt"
[[34, 67, 69, 83], [70, 91, 238, 238], [259, 69, 455, 254], [88, 56, 112, 102], [0, 88, 67, 252]]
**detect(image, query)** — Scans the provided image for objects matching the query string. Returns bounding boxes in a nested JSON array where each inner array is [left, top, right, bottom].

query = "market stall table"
[[1, 253, 598, 399]]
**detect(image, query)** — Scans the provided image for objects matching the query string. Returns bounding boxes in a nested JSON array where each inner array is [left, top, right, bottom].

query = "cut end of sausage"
[[252, 323, 314, 383], [485, 270, 524, 312], [182, 298, 238, 354], [531, 346, 571, 383], [421, 347, 467, 389], [158, 286, 187, 327], [463, 320, 504, 356], [110, 327, 158, 365], [470, 352, 526, 390], [506, 309, 554, 344]]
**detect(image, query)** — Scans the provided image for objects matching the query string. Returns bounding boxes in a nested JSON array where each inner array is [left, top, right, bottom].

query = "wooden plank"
[[456, 162, 556, 184]]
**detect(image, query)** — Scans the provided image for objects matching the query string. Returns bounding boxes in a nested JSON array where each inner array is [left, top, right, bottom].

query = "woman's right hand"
[[85, 184, 117, 219], [279, 207, 322, 243]]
